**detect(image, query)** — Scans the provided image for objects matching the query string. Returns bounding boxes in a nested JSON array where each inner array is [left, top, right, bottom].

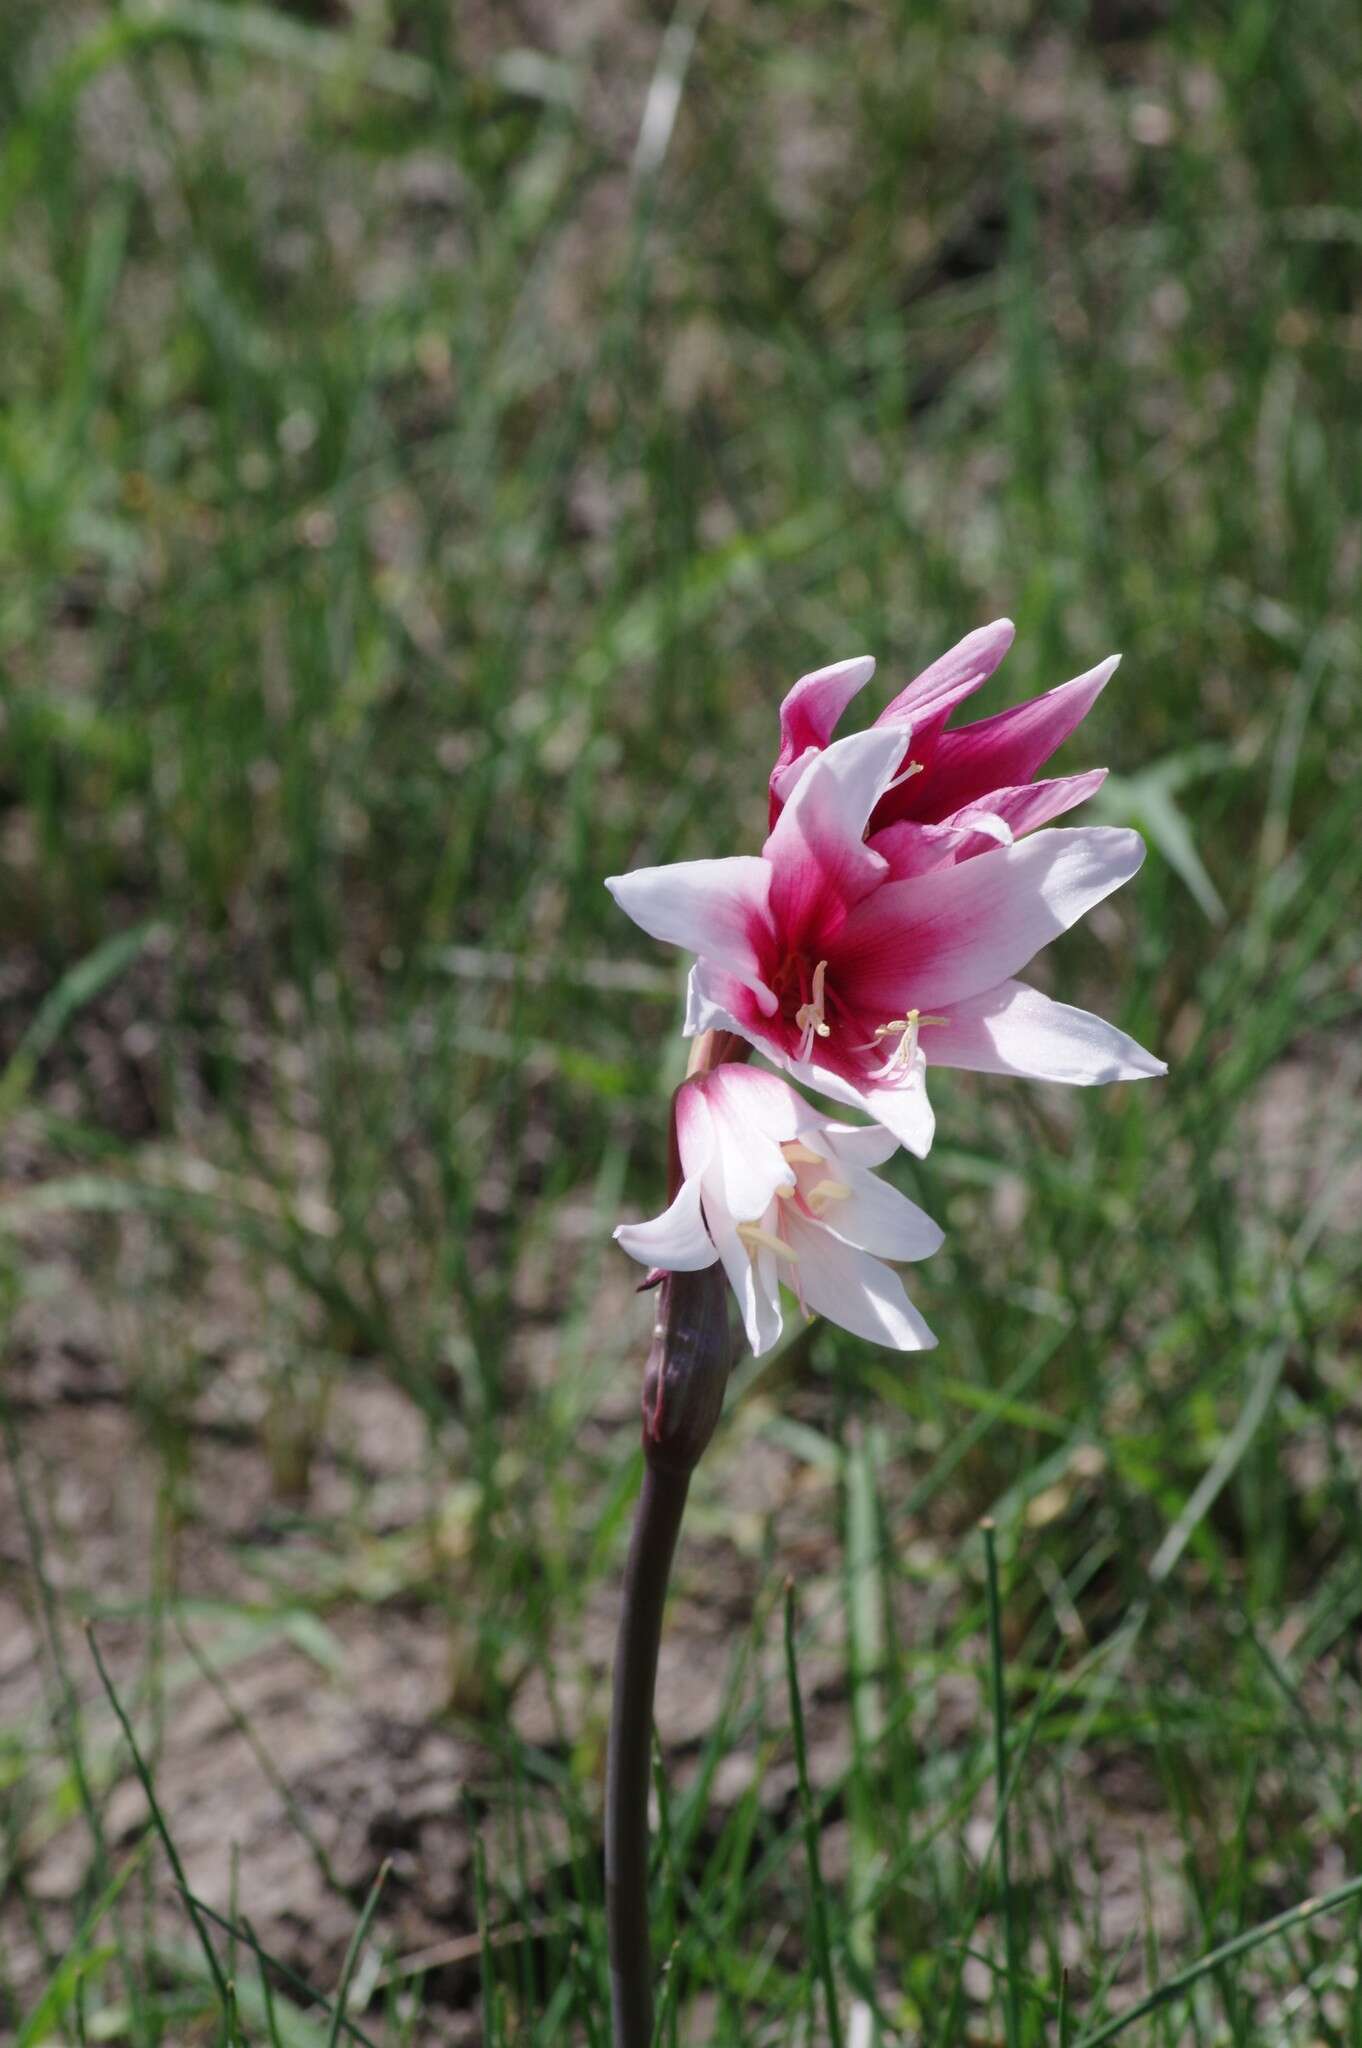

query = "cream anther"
[[737, 1221, 799, 1264], [806, 1178, 852, 1213]]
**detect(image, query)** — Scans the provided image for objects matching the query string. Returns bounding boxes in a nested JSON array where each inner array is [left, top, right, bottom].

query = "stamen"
[[866, 1009, 948, 1080], [794, 959, 831, 1061], [781, 1139, 825, 1166], [806, 1178, 852, 1213], [737, 1221, 799, 1264]]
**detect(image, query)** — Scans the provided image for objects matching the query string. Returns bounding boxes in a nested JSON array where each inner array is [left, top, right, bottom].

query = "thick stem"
[[604, 1027, 743, 2038], [605, 1460, 691, 2047]]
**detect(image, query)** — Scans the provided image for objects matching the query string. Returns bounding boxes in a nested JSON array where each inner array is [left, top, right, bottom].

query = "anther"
[[737, 1222, 799, 1264]]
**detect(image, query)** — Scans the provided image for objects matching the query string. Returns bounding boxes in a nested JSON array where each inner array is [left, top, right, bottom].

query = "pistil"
[[793, 959, 831, 1062], [882, 756, 924, 793]]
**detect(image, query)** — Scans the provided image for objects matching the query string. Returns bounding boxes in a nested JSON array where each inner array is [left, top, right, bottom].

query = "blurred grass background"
[[2, 2, 1361, 2043]]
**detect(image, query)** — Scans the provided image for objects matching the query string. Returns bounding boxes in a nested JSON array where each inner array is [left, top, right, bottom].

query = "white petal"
[[780, 1049, 875, 1112], [614, 1174, 717, 1271], [778, 1050, 937, 1159], [710, 1208, 784, 1357], [671, 1076, 720, 1200], [928, 978, 1167, 1084], [784, 1216, 936, 1351], [814, 1120, 900, 1169], [862, 1053, 937, 1160], [816, 1160, 945, 1262], [751, 1242, 786, 1356], [705, 1063, 801, 1142], [684, 962, 743, 1039], [606, 857, 778, 1015], [698, 1069, 795, 1222]]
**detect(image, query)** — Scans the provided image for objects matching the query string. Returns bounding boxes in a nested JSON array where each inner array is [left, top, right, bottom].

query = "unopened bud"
[[640, 1261, 732, 1476]]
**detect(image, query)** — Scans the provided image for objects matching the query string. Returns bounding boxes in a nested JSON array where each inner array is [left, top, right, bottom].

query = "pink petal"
[[870, 769, 1109, 878], [938, 806, 1015, 846], [830, 825, 1146, 1015], [942, 769, 1108, 844], [875, 617, 1016, 730], [762, 726, 901, 947], [606, 856, 778, 1015], [684, 964, 805, 1083], [915, 655, 1118, 819], [870, 818, 989, 881], [614, 1174, 716, 1270], [770, 655, 877, 817], [925, 978, 1166, 1083]]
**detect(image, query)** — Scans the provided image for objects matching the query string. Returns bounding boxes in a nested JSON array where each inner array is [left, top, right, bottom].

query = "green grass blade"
[[1071, 1874, 1362, 2047], [983, 1520, 1022, 2048], [784, 1579, 844, 2048]]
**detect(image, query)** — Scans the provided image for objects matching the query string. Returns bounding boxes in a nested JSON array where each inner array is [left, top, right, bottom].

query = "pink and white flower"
[[607, 694, 1163, 1157], [615, 1064, 942, 1357], [769, 619, 1113, 850]]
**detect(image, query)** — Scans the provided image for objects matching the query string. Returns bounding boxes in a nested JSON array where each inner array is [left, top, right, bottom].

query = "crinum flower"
[[607, 718, 1163, 1158], [615, 1064, 942, 1357]]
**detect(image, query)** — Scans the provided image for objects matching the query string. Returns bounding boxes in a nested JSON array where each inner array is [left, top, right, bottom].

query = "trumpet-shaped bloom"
[[615, 1065, 942, 1357], [768, 620, 1114, 853], [607, 720, 1164, 1157]]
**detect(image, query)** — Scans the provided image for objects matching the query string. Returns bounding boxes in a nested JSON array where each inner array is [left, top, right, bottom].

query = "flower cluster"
[[608, 622, 1163, 1357]]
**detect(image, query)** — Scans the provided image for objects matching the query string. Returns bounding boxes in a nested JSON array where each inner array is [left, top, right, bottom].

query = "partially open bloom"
[[615, 1064, 942, 1357], [768, 619, 1113, 851], [607, 711, 1163, 1156]]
